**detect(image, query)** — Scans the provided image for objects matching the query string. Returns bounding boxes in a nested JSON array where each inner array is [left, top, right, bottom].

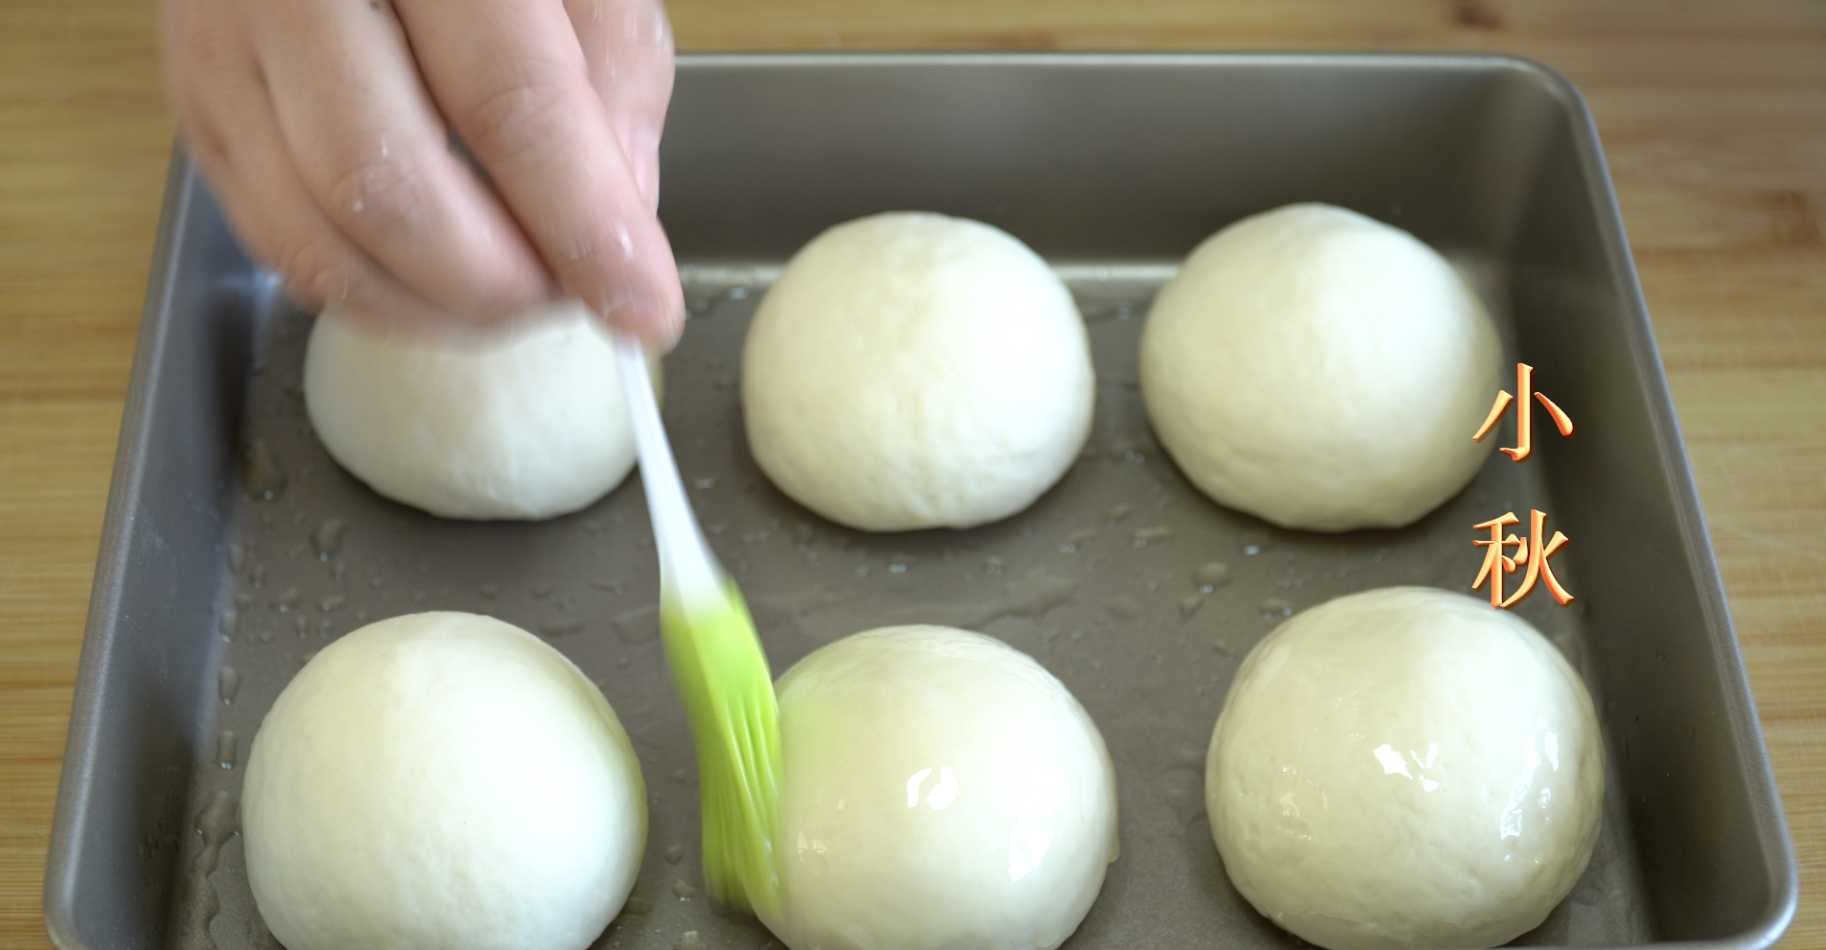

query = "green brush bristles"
[[659, 580, 783, 920]]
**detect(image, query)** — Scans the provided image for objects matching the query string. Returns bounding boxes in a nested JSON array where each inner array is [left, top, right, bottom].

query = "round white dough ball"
[[762, 626, 1119, 949], [742, 212, 1095, 531], [1205, 587, 1604, 949], [1140, 203, 1502, 531], [305, 302, 654, 520], [243, 612, 648, 950]]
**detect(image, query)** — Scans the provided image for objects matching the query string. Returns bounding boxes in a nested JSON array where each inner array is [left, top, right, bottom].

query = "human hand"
[[162, 0, 684, 346]]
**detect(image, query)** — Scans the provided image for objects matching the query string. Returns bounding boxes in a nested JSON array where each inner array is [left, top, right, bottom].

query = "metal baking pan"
[[47, 53, 1796, 949]]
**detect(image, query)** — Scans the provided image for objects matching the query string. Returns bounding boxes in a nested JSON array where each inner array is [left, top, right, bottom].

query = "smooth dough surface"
[[243, 612, 647, 950], [1205, 587, 1604, 949], [305, 302, 651, 520], [761, 626, 1119, 949], [743, 212, 1095, 531], [1140, 203, 1502, 531]]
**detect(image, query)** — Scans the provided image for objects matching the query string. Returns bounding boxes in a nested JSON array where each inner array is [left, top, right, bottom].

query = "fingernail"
[[597, 288, 681, 346], [629, 124, 662, 210]]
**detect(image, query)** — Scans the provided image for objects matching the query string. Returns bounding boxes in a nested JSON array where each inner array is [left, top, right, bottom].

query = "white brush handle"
[[614, 334, 722, 607]]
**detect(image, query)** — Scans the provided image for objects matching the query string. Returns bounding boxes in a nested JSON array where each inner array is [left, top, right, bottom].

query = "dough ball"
[[305, 302, 654, 520], [243, 612, 647, 950], [762, 626, 1119, 949], [742, 212, 1094, 531], [1205, 587, 1603, 949], [1140, 203, 1502, 531]]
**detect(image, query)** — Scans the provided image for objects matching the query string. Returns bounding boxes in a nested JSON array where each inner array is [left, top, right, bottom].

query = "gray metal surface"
[[47, 54, 1796, 949]]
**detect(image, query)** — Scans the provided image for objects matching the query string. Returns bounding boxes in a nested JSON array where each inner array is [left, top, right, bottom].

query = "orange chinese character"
[[1473, 509, 1573, 608], [1474, 362, 1574, 462]]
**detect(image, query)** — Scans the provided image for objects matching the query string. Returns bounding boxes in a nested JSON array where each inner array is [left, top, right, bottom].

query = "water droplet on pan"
[[309, 518, 348, 560], [1132, 525, 1174, 548], [959, 571, 1077, 628], [241, 439, 287, 501], [194, 788, 237, 876], [178, 883, 221, 948], [273, 587, 300, 612], [1194, 561, 1231, 591], [1178, 594, 1206, 619], [217, 666, 241, 705], [1102, 595, 1142, 619], [1159, 764, 1202, 808], [612, 606, 659, 644], [540, 618, 586, 638]]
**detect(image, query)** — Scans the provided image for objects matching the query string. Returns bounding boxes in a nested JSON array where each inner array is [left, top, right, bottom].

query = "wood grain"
[[2, 1, 1821, 946]]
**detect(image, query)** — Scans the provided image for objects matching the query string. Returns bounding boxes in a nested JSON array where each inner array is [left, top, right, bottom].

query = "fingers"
[[566, 0, 676, 210], [396, 0, 685, 346], [248, 1, 551, 321], [168, 43, 460, 329]]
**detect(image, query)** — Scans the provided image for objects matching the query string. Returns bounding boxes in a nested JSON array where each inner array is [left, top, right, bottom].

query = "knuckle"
[[324, 150, 425, 234], [180, 119, 232, 177], [457, 72, 574, 164], [183, 26, 223, 69], [164, 11, 226, 72], [271, 236, 350, 305]]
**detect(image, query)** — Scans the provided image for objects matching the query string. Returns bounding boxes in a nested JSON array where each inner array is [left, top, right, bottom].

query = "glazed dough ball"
[[305, 302, 654, 520], [1140, 204, 1502, 531], [743, 212, 1094, 531], [1206, 587, 1603, 949], [762, 626, 1119, 949], [243, 612, 647, 950]]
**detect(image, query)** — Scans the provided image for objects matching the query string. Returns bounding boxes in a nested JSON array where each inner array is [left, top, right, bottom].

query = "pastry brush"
[[612, 334, 783, 918]]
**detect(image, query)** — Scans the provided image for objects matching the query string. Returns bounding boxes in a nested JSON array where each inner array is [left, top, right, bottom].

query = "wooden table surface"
[[3, 1, 1822, 946]]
